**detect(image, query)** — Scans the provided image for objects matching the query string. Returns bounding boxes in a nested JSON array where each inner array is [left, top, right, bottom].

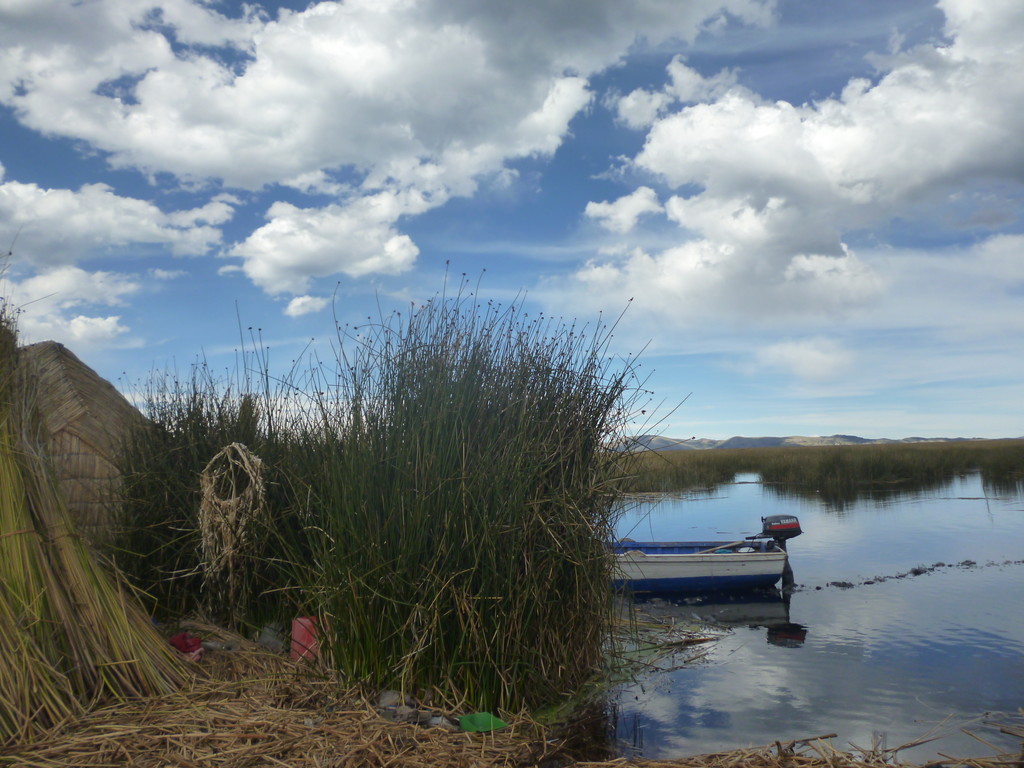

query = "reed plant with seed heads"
[[115, 283, 646, 711], [297, 289, 645, 711]]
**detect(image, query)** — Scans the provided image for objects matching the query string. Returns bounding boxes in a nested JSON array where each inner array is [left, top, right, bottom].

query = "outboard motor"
[[759, 514, 802, 543], [748, 514, 802, 551], [751, 515, 802, 592]]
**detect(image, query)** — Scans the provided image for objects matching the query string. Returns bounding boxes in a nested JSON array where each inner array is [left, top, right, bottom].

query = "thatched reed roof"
[[18, 340, 146, 546]]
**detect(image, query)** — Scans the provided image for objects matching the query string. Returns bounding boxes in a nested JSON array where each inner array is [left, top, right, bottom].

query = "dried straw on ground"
[[4, 627, 1021, 768], [0, 629, 550, 768], [17, 340, 147, 548]]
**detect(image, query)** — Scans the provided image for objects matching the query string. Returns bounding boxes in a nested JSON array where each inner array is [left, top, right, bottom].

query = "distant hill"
[[626, 434, 990, 451], [620, 435, 714, 451]]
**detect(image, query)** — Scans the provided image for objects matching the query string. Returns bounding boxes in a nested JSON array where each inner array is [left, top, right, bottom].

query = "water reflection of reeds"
[[625, 441, 1024, 510], [761, 477, 959, 510]]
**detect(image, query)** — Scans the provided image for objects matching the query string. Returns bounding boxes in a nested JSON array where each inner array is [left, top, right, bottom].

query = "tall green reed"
[[624, 448, 738, 492], [296, 291, 643, 711], [116, 362, 305, 628], [114, 285, 645, 711]]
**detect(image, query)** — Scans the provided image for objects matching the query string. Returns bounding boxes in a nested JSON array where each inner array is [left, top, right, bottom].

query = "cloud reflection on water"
[[612, 474, 1024, 760]]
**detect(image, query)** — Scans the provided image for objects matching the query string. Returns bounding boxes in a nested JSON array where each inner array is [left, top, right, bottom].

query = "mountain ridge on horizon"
[[629, 434, 1011, 451]]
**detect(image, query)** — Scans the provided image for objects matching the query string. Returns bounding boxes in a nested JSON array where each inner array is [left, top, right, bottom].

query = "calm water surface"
[[611, 474, 1024, 761]]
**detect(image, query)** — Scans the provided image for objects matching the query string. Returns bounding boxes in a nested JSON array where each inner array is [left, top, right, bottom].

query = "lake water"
[[608, 473, 1024, 762]]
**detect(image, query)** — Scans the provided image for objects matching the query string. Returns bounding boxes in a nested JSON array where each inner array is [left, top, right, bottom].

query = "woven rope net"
[[198, 442, 267, 626]]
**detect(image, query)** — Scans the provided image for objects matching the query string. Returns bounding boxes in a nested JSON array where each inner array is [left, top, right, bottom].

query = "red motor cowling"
[[760, 514, 802, 541]]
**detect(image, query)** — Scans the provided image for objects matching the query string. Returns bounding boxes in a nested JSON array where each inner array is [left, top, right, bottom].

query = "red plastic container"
[[290, 616, 319, 660]]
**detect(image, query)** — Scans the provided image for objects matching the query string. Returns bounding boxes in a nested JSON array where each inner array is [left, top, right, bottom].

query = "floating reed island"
[[6, 622, 1022, 767], [3, 283, 1023, 766]]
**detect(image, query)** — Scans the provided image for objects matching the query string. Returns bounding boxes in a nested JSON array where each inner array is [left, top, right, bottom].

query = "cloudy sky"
[[1, 0, 1021, 439]]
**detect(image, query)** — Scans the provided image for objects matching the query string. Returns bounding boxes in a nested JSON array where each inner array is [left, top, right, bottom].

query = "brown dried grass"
[[198, 442, 268, 626], [0, 623, 550, 768], [3, 624, 1021, 768]]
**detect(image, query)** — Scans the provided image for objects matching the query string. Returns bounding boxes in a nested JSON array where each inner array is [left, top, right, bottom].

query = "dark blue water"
[[612, 474, 1024, 761]]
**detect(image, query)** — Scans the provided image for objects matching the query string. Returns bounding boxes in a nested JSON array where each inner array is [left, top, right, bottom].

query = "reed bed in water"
[[624, 440, 1024, 497], [116, 286, 645, 712]]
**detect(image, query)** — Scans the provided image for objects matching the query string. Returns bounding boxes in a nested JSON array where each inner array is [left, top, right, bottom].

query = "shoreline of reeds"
[[623, 440, 1024, 505]]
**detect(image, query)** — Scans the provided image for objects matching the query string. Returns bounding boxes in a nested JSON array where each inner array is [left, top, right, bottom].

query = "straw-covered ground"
[[4, 624, 1021, 768]]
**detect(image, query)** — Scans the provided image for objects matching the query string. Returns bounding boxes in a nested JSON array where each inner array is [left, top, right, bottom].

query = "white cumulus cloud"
[[754, 338, 854, 383], [0, 166, 231, 267], [616, 56, 740, 128], [3, 265, 140, 346], [585, 187, 663, 234], [284, 295, 329, 317], [0, 0, 776, 296], [65, 314, 131, 344], [228, 191, 427, 295], [570, 0, 1024, 342]]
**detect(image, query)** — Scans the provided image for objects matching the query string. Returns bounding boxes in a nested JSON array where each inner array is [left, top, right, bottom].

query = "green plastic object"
[[458, 712, 508, 732]]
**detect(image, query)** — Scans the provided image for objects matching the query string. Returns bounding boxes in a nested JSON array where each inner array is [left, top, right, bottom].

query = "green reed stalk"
[[116, 365, 304, 628], [299, 290, 643, 711]]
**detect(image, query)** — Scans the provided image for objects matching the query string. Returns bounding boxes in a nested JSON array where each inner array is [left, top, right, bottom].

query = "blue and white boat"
[[613, 515, 801, 594]]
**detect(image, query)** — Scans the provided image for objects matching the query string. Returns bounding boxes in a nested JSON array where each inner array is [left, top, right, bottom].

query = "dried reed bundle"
[[0, 306, 187, 746], [198, 442, 267, 626]]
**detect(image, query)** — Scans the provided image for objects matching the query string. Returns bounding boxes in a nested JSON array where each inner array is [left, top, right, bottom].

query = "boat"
[[613, 515, 801, 594]]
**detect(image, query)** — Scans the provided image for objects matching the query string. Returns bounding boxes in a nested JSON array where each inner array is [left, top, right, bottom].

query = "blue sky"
[[1, 0, 1022, 440]]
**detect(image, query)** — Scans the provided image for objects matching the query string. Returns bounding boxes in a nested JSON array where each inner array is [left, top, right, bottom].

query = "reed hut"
[[18, 340, 146, 548]]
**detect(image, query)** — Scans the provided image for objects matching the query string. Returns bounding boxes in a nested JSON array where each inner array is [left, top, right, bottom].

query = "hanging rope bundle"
[[198, 442, 267, 626]]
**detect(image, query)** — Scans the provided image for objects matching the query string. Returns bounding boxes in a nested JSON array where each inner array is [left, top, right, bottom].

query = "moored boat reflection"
[[631, 588, 808, 647]]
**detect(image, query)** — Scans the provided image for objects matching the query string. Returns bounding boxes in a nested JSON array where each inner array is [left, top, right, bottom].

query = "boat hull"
[[613, 541, 787, 593]]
